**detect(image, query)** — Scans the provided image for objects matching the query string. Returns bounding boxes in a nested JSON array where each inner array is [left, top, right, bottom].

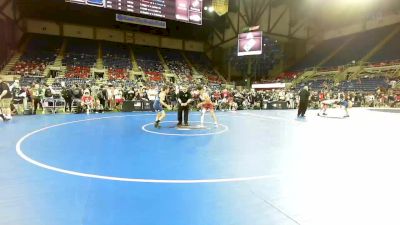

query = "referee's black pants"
[[298, 100, 308, 117], [178, 105, 189, 125]]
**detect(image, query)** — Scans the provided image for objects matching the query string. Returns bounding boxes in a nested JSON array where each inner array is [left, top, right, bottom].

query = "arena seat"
[[62, 38, 97, 67], [54, 77, 95, 88], [289, 35, 354, 72], [133, 45, 164, 73], [296, 79, 334, 91], [65, 66, 91, 79], [102, 41, 132, 80], [108, 68, 129, 80], [146, 71, 164, 82], [10, 35, 62, 76], [323, 25, 396, 67], [370, 30, 400, 63], [160, 49, 192, 77], [185, 51, 218, 78], [338, 77, 389, 92], [19, 76, 46, 87]]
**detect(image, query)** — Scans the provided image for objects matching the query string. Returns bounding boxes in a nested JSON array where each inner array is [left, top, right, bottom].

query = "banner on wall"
[[116, 14, 166, 29], [251, 83, 286, 89]]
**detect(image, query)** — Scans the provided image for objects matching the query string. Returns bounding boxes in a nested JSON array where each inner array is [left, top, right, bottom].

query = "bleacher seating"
[[160, 49, 192, 77], [65, 66, 91, 79], [11, 35, 62, 76], [108, 79, 137, 88], [324, 25, 395, 67], [185, 51, 226, 84], [108, 68, 129, 80], [103, 42, 132, 68], [54, 77, 95, 88], [289, 25, 400, 73], [102, 42, 132, 80], [133, 46, 164, 73], [61, 38, 97, 80], [275, 72, 298, 81], [290, 35, 354, 72], [338, 77, 389, 92], [370, 30, 400, 63], [146, 71, 164, 82], [296, 79, 334, 91], [62, 38, 97, 67], [19, 76, 46, 87]]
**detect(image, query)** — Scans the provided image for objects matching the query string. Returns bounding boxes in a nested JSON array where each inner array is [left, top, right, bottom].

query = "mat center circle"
[[142, 121, 229, 136]]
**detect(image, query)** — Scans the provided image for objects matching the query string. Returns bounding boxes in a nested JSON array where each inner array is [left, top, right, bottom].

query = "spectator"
[[0, 78, 13, 121], [81, 90, 94, 114]]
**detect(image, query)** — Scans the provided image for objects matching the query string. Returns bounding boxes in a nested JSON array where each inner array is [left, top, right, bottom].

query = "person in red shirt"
[[319, 92, 325, 102], [213, 90, 221, 107], [81, 90, 94, 114]]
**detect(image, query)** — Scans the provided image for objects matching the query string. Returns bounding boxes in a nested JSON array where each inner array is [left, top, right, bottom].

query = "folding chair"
[[42, 98, 55, 114]]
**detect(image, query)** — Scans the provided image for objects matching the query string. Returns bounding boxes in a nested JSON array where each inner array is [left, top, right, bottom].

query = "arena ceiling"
[[296, 0, 400, 29], [14, 0, 400, 43]]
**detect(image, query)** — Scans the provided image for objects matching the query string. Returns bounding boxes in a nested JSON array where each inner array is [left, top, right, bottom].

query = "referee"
[[297, 86, 310, 117], [177, 86, 192, 126]]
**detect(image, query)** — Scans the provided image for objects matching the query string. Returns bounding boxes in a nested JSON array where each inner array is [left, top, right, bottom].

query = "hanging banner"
[[116, 14, 166, 29], [212, 0, 229, 16]]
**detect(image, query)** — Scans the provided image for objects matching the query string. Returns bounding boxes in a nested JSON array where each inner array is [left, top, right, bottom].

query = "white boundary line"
[[142, 121, 229, 136], [15, 113, 281, 183], [235, 111, 304, 124]]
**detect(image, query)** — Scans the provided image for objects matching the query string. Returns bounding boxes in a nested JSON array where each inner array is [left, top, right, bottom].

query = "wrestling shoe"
[[154, 120, 160, 128]]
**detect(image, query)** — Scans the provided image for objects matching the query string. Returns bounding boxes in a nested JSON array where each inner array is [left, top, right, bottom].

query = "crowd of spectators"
[[65, 66, 91, 79], [3, 74, 400, 117], [10, 60, 48, 76], [3, 35, 400, 116], [108, 68, 129, 80]]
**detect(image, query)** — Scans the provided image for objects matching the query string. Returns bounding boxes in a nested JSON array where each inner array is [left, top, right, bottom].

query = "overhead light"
[[204, 6, 208, 10], [208, 6, 214, 12]]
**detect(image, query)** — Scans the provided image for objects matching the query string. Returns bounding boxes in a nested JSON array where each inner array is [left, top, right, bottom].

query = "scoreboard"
[[237, 31, 263, 56], [66, 0, 203, 25]]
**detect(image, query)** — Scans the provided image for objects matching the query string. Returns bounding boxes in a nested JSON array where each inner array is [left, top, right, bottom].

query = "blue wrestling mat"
[[0, 109, 399, 225]]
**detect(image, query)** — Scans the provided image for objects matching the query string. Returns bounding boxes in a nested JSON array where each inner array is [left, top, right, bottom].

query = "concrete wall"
[[26, 19, 59, 36], [161, 37, 182, 50], [63, 24, 94, 39], [184, 40, 204, 52], [134, 33, 159, 47], [96, 28, 124, 43], [23, 18, 206, 52]]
